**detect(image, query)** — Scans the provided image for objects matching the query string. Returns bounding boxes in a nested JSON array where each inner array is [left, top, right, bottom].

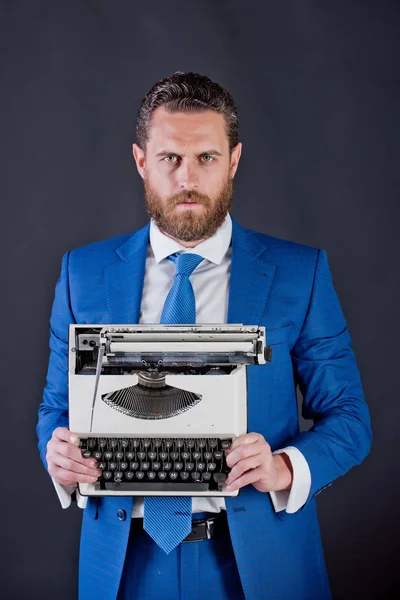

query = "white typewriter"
[[68, 324, 271, 497]]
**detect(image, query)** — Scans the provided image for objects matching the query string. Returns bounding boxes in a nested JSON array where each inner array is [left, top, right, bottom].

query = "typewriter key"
[[125, 472, 134, 480], [186, 462, 194, 471], [136, 472, 144, 480], [180, 472, 189, 480], [152, 462, 161, 471], [213, 473, 227, 484], [148, 472, 156, 480], [169, 472, 178, 480]]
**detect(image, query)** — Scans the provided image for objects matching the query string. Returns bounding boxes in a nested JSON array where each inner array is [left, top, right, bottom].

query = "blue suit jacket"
[[37, 214, 371, 600]]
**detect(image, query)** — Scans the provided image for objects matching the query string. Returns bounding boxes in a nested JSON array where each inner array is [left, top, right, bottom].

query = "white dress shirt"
[[53, 212, 311, 514]]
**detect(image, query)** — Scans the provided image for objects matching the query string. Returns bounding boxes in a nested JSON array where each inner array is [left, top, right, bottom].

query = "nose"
[[176, 161, 199, 190]]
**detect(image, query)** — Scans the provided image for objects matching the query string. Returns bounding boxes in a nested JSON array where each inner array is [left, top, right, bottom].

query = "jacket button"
[[117, 509, 126, 521]]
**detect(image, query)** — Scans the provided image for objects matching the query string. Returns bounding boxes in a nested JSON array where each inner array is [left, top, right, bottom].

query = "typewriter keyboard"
[[79, 437, 232, 492]]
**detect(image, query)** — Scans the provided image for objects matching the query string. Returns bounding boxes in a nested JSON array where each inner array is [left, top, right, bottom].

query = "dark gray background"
[[1, 1, 399, 598]]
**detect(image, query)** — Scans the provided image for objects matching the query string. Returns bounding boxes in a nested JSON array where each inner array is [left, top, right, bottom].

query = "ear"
[[230, 142, 242, 178], [132, 143, 146, 179]]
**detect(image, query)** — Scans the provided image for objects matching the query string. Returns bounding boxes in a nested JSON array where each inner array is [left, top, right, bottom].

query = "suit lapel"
[[104, 215, 276, 326], [104, 222, 150, 323], [228, 215, 276, 325]]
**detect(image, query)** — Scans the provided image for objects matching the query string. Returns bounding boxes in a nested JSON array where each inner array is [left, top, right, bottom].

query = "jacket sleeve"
[[289, 249, 372, 508], [36, 251, 75, 471]]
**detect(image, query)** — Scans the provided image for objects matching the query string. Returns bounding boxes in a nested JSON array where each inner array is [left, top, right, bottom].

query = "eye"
[[201, 155, 214, 163], [164, 155, 179, 163]]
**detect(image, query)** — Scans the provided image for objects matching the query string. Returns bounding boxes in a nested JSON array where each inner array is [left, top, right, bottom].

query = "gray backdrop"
[[1, 1, 399, 598]]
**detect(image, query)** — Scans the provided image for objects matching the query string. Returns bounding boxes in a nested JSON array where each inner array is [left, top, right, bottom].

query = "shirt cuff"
[[51, 478, 88, 510], [269, 446, 311, 513]]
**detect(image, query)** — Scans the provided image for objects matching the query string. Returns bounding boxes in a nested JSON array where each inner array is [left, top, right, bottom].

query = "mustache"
[[169, 190, 210, 206]]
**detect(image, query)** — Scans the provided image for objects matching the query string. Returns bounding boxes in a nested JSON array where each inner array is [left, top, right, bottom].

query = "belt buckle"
[[183, 517, 215, 543], [205, 517, 214, 539]]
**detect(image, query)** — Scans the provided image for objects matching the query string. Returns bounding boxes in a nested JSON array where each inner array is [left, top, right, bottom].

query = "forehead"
[[147, 106, 228, 150]]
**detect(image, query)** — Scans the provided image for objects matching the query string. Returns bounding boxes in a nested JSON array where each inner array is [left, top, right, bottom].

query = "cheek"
[[147, 169, 174, 196]]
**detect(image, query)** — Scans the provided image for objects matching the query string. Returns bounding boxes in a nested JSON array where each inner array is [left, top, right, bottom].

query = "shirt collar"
[[149, 212, 232, 266]]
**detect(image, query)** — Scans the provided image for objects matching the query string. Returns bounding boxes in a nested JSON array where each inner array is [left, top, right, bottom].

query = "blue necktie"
[[143, 252, 204, 554]]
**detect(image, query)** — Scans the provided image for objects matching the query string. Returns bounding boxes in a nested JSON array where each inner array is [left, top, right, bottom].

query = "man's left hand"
[[225, 432, 293, 493]]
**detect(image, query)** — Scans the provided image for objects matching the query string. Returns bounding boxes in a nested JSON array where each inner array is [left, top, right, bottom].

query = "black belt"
[[130, 511, 229, 543]]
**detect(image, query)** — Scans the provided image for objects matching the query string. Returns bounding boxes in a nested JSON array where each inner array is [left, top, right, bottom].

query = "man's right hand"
[[46, 427, 102, 486]]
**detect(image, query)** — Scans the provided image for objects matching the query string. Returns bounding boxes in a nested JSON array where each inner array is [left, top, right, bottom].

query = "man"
[[37, 71, 372, 600]]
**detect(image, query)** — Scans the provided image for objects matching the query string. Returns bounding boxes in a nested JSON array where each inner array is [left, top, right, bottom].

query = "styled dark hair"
[[136, 71, 239, 153]]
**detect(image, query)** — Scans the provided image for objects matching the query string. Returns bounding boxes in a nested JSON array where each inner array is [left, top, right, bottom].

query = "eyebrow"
[[155, 149, 223, 157]]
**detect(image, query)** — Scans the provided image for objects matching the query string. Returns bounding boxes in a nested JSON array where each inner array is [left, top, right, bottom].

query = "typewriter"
[[68, 324, 272, 497]]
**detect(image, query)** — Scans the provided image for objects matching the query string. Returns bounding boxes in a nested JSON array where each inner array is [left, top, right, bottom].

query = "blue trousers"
[[117, 512, 246, 600]]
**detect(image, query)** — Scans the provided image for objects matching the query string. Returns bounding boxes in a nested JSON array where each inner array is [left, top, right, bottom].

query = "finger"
[[49, 438, 90, 464], [226, 455, 263, 484], [52, 453, 102, 478], [226, 465, 264, 492], [51, 467, 100, 486], [226, 433, 261, 455], [226, 443, 262, 468], [52, 427, 80, 446]]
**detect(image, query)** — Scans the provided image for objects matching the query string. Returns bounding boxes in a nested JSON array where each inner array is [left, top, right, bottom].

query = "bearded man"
[[37, 71, 371, 600]]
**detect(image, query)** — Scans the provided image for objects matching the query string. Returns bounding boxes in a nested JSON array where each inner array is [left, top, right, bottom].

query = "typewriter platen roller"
[[68, 324, 272, 497]]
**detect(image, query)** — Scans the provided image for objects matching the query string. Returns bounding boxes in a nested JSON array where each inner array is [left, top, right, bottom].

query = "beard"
[[143, 175, 233, 242]]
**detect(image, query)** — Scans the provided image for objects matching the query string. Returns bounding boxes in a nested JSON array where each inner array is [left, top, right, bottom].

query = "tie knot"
[[169, 252, 204, 277]]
